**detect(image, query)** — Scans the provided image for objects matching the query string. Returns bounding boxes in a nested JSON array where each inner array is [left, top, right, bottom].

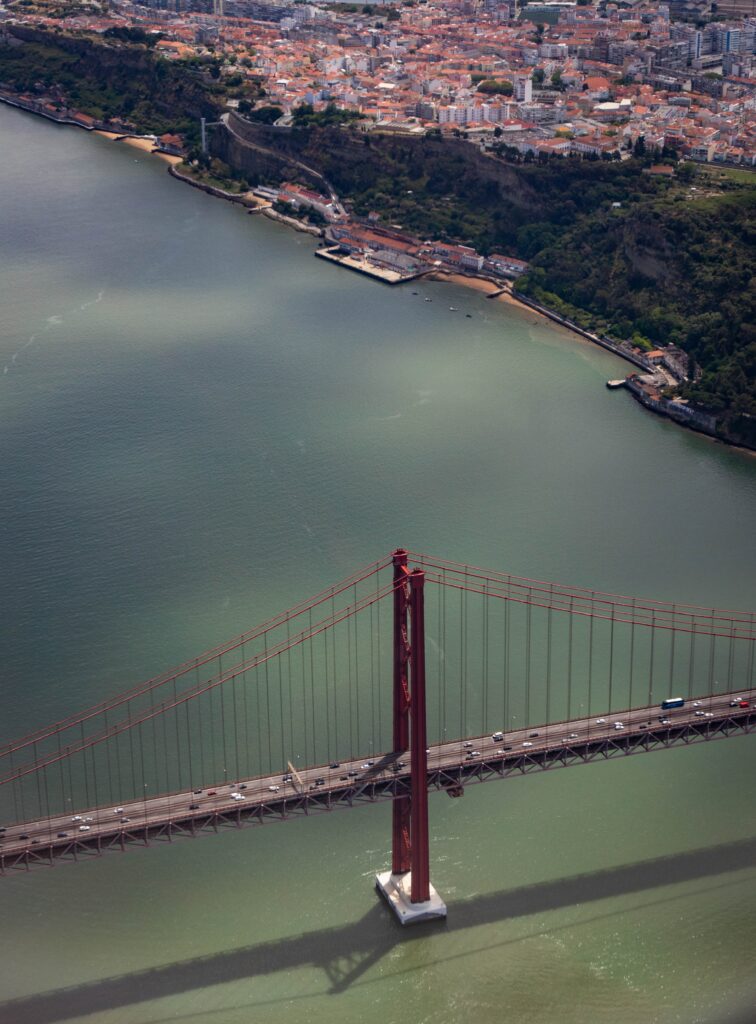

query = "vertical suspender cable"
[[669, 604, 677, 697], [688, 619, 696, 699], [104, 710, 114, 806], [286, 618, 294, 769], [209, 665, 218, 785], [504, 592, 511, 730], [347, 598, 354, 759], [309, 609, 316, 767], [483, 581, 489, 735], [33, 740, 43, 820], [264, 643, 272, 774], [587, 594, 594, 719], [708, 611, 716, 694], [331, 595, 339, 759], [442, 568, 447, 739], [376, 573, 382, 753], [546, 587, 553, 725], [648, 611, 656, 705], [197, 665, 206, 789], [354, 585, 361, 759], [255, 662, 263, 778], [57, 732, 67, 819], [525, 594, 532, 728], [219, 660, 228, 786], [174, 679, 184, 793], [608, 603, 615, 714], [323, 627, 331, 765], [278, 655, 285, 771], [185, 698, 194, 793], [629, 598, 636, 709], [161, 701, 170, 794], [80, 723, 91, 809], [567, 596, 573, 722]]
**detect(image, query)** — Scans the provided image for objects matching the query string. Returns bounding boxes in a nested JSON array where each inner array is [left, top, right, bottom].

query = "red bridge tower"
[[375, 549, 448, 924]]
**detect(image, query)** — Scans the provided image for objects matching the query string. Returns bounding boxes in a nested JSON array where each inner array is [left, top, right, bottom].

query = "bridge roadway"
[[1, 690, 753, 872]]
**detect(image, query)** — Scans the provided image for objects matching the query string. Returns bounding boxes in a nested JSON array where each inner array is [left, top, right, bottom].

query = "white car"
[[613, 722, 624, 730], [231, 792, 245, 801], [596, 718, 606, 725], [695, 710, 705, 717], [71, 815, 82, 822], [692, 701, 702, 708], [522, 741, 534, 748], [113, 807, 124, 814], [78, 825, 91, 832], [492, 732, 504, 742], [268, 785, 280, 793]]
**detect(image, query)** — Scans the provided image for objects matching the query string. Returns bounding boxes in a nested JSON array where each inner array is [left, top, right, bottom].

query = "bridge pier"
[[376, 554, 447, 925]]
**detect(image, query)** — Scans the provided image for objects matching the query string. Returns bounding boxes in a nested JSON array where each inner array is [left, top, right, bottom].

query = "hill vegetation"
[[518, 186, 756, 444], [0, 26, 753, 445], [0, 26, 223, 139]]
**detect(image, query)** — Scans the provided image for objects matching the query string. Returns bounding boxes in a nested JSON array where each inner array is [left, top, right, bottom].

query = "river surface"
[[0, 102, 755, 1024]]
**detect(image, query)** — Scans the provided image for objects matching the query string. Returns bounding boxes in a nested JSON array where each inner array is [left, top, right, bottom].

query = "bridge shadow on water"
[[2, 836, 755, 1024]]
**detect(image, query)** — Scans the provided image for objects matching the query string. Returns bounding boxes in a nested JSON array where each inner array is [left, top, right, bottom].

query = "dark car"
[[239, 784, 247, 789], [57, 832, 68, 838], [329, 762, 340, 769], [189, 803, 200, 810], [19, 833, 29, 840], [207, 790, 217, 796], [347, 770, 358, 777], [315, 777, 325, 786], [193, 790, 202, 795]]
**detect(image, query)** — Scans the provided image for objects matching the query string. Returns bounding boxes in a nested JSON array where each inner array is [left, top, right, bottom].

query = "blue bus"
[[661, 697, 685, 710]]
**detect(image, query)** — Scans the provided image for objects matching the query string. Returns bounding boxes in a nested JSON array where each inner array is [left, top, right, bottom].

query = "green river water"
[[0, 103, 754, 1024]]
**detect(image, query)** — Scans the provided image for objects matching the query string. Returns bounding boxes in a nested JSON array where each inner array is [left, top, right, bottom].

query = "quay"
[[315, 246, 425, 285]]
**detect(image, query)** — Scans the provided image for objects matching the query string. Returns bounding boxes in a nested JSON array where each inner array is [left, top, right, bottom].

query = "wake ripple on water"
[[2, 289, 105, 377]]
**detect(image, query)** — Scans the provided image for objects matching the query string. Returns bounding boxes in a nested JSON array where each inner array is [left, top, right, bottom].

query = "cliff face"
[[621, 216, 675, 286], [214, 113, 544, 215]]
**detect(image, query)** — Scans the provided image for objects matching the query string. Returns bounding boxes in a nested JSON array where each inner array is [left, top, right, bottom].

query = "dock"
[[315, 246, 424, 285]]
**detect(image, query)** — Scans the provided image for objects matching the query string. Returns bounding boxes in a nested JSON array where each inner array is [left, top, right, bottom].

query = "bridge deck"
[[1, 690, 753, 874]]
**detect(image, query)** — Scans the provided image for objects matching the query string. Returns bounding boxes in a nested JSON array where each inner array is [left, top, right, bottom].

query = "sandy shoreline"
[[427, 270, 562, 330], [94, 130, 182, 164]]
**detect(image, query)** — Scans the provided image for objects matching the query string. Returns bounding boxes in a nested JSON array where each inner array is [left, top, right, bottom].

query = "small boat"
[[412, 291, 418, 295], [425, 297, 432, 302], [449, 307, 458, 311], [465, 313, 472, 318], [606, 379, 626, 390]]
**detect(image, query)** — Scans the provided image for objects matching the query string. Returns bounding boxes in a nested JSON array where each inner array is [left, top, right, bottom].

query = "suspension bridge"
[[1, 551, 754, 923]]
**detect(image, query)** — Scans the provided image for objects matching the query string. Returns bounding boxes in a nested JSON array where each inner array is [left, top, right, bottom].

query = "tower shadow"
[[1, 835, 755, 1024]]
